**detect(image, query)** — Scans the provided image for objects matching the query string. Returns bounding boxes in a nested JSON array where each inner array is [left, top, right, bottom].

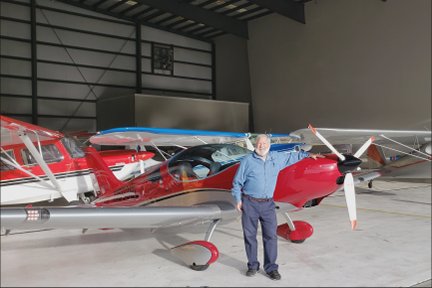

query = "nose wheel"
[[277, 212, 313, 243], [277, 221, 313, 243]]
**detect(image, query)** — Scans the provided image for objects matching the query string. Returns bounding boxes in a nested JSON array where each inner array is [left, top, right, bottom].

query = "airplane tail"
[[84, 146, 123, 196]]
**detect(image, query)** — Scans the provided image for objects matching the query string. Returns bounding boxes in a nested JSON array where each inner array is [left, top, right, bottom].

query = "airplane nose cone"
[[337, 154, 362, 174]]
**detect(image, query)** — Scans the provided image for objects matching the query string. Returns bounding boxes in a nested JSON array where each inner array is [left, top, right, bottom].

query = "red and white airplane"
[[1, 124, 430, 271], [0, 115, 154, 205]]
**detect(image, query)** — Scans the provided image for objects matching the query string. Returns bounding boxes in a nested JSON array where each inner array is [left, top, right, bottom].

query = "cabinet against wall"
[[97, 93, 249, 132]]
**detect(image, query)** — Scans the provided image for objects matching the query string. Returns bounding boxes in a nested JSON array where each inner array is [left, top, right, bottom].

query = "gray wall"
[[214, 34, 251, 103], [214, 34, 253, 130], [1, 0, 213, 133], [247, 0, 431, 133]]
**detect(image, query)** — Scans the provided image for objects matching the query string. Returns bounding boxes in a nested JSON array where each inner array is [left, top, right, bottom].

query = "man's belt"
[[242, 194, 272, 202]]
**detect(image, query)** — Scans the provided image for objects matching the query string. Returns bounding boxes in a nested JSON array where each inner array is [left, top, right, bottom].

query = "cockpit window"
[[22, 144, 64, 166], [168, 144, 251, 180], [61, 137, 85, 158], [211, 144, 250, 165], [0, 150, 16, 171]]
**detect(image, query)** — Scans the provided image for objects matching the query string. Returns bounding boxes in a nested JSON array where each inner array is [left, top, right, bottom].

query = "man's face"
[[255, 136, 270, 157]]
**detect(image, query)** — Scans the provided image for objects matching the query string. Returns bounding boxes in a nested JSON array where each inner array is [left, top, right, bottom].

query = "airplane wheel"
[[190, 263, 209, 271], [368, 181, 373, 188], [291, 239, 305, 244]]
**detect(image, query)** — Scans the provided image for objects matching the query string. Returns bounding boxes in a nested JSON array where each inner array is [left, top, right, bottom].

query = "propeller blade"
[[343, 172, 357, 230], [308, 124, 346, 161], [353, 136, 375, 158]]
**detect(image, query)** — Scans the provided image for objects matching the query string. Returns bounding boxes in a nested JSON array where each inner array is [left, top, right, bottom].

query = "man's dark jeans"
[[241, 195, 278, 273]]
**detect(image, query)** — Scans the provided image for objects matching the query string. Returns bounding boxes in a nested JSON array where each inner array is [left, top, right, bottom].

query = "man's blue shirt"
[[231, 150, 310, 203]]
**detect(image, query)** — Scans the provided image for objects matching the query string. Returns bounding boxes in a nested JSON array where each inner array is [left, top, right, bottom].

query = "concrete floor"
[[1, 180, 431, 287]]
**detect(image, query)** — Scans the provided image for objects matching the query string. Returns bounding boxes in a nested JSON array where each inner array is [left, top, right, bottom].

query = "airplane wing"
[[89, 127, 252, 147], [1, 115, 64, 146], [291, 127, 431, 145], [0, 205, 229, 230]]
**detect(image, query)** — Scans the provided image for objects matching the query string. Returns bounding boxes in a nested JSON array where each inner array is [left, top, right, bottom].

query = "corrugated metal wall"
[[1, 0, 214, 132]]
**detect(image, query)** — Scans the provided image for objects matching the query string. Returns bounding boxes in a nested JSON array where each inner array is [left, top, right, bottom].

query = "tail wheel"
[[190, 263, 209, 271]]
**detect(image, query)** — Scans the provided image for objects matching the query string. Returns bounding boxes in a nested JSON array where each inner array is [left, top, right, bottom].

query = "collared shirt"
[[231, 150, 310, 203]]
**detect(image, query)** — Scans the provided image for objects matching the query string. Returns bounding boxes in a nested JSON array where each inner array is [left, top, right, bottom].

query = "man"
[[231, 134, 322, 280]]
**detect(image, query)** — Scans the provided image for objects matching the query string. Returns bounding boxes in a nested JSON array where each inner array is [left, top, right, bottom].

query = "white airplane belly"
[[0, 174, 94, 205]]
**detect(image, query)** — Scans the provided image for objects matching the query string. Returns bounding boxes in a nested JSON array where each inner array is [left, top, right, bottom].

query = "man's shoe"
[[246, 268, 258, 277], [267, 270, 281, 280]]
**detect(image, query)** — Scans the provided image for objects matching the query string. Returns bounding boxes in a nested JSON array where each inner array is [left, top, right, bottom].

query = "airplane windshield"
[[168, 144, 251, 180]]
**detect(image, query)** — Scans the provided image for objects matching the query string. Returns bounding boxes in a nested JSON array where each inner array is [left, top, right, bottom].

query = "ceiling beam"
[[248, 0, 305, 24], [133, 0, 248, 39], [56, 0, 212, 42]]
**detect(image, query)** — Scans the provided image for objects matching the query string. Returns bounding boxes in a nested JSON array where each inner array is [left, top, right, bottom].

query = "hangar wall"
[[247, 0, 431, 133], [214, 34, 253, 131], [0, 0, 214, 133], [214, 34, 251, 104]]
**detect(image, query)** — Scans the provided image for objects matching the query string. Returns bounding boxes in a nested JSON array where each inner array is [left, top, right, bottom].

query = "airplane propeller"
[[308, 124, 375, 230]]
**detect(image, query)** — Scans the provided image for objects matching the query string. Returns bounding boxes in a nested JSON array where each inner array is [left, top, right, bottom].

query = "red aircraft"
[[0, 115, 154, 205], [1, 125, 430, 271]]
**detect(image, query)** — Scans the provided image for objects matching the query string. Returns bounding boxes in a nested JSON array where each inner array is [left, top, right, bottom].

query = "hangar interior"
[[0, 0, 431, 287], [2, 0, 430, 133]]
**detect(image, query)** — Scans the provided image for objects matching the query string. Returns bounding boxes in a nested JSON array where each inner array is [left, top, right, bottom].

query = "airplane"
[[1, 124, 430, 272], [0, 115, 154, 205], [291, 126, 432, 185]]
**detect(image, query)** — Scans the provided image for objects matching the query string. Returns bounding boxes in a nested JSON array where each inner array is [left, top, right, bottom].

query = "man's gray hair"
[[255, 134, 270, 144]]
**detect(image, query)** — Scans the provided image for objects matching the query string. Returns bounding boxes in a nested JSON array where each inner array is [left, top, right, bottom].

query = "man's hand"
[[236, 201, 242, 212], [309, 153, 325, 160]]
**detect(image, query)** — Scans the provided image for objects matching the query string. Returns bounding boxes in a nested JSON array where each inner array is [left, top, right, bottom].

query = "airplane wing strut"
[[18, 130, 78, 203]]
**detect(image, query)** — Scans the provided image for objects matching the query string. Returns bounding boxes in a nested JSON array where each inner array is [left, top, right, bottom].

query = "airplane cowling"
[[170, 240, 219, 271], [277, 220, 313, 243]]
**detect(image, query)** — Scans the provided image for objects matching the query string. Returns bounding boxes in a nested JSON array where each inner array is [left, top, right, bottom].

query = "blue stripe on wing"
[[97, 127, 250, 138], [90, 127, 252, 146]]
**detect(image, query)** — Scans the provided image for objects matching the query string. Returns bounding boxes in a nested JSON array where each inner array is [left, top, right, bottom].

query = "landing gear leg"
[[204, 219, 220, 241]]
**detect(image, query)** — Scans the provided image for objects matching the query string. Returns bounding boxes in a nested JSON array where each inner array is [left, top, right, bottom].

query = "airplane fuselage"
[[92, 150, 344, 213], [0, 138, 153, 205]]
